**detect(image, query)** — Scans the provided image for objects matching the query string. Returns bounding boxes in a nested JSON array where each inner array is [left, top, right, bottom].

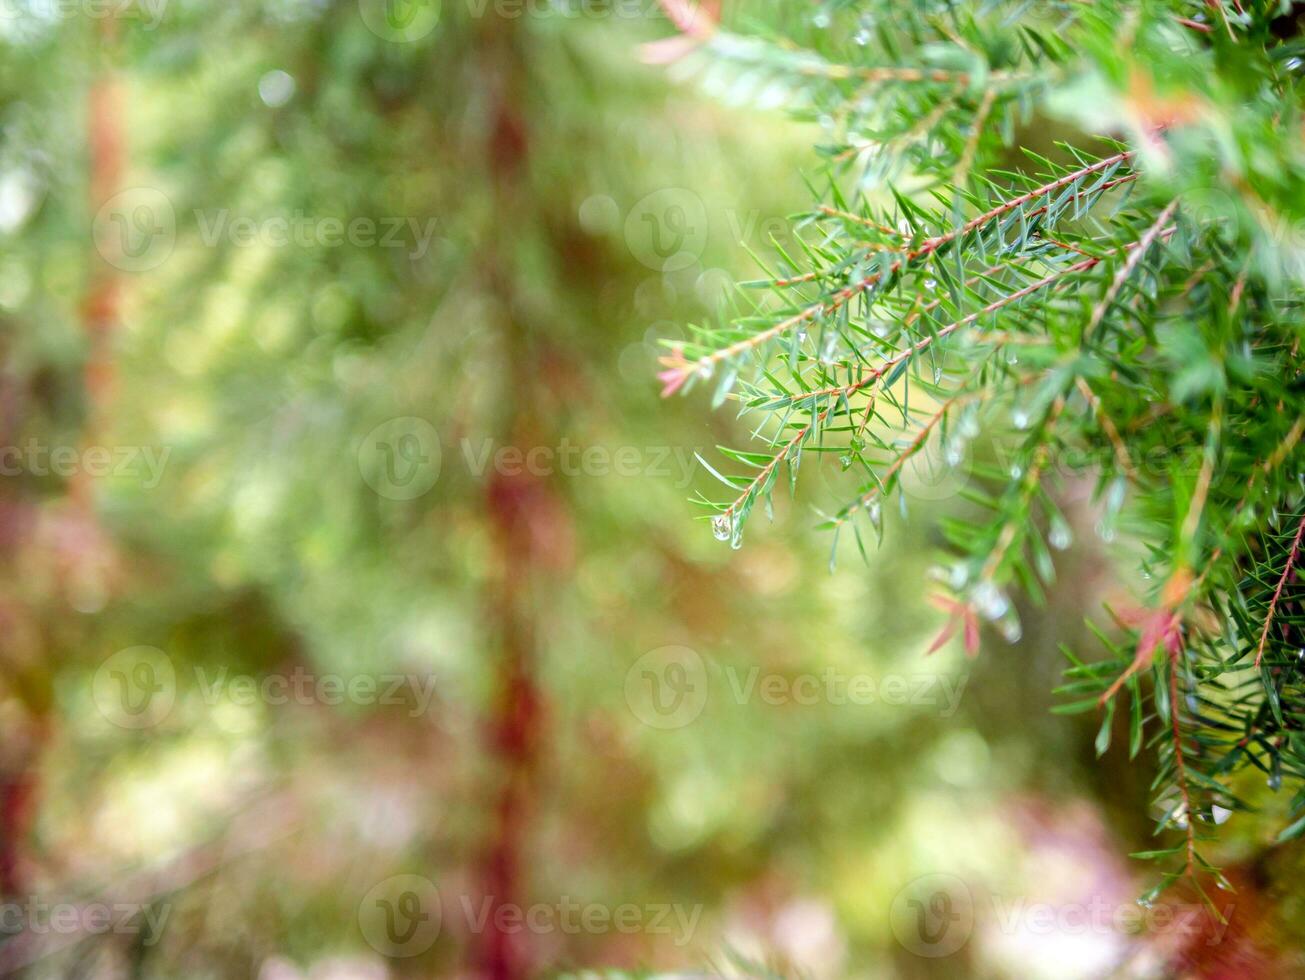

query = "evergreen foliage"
[[656, 0, 1305, 906]]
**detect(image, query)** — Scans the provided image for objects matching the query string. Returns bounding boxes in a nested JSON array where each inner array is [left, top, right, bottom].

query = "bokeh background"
[[0, 1, 1299, 978]]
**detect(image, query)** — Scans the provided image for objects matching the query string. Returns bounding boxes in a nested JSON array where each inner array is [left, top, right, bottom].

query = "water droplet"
[[1006, 351, 1019, 365], [1268, 771, 1283, 791], [998, 610, 1022, 643], [1012, 409, 1030, 430], [971, 581, 1010, 621], [1049, 515, 1073, 551], [839, 454, 852, 469], [258, 70, 296, 108], [812, 11, 830, 28], [1106, 476, 1127, 515], [854, 29, 871, 46], [945, 441, 965, 467], [1009, 463, 1023, 479], [820, 332, 838, 363], [697, 360, 714, 379], [959, 411, 980, 439], [796, 326, 808, 344], [867, 498, 883, 532], [933, 365, 943, 383], [711, 514, 732, 541], [1212, 804, 1232, 825], [1095, 519, 1116, 543], [923, 277, 937, 291]]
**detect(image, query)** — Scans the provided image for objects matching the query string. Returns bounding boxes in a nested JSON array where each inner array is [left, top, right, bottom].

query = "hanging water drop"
[[812, 10, 831, 28], [1009, 463, 1023, 479], [1048, 515, 1073, 551], [971, 580, 1010, 621], [853, 28, 871, 46], [711, 513, 732, 541], [945, 440, 965, 467], [1095, 519, 1116, 543], [697, 359, 714, 380], [1105, 476, 1127, 516], [998, 609, 1022, 643], [867, 498, 882, 532], [933, 365, 943, 383], [1012, 408, 1030, 430], [820, 332, 838, 363]]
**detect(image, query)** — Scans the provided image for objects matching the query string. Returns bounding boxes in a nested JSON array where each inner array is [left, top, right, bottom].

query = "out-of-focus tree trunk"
[[472, 23, 573, 980]]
